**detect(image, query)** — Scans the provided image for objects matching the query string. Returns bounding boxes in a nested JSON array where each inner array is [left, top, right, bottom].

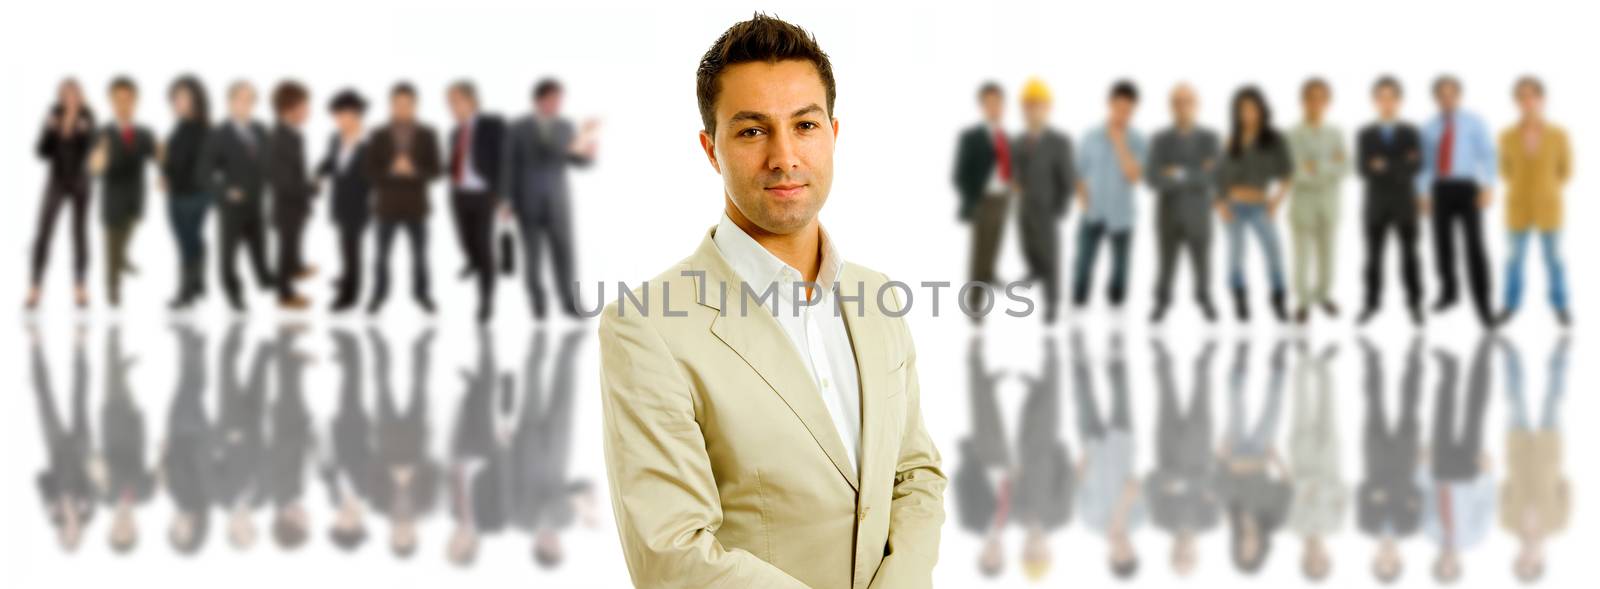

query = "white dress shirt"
[[713, 212, 862, 472], [454, 115, 489, 192]]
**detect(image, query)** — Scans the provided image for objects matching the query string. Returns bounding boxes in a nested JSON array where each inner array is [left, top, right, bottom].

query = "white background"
[[2, 0, 1592, 587]]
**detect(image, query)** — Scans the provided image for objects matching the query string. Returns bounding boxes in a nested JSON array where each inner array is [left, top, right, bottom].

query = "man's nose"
[[766, 128, 800, 171]]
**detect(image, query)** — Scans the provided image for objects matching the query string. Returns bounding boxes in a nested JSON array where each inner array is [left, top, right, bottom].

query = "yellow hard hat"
[[1021, 77, 1052, 104]]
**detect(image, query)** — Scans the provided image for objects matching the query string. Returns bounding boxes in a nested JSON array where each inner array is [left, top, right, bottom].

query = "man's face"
[[1435, 83, 1461, 111], [537, 91, 562, 117], [110, 88, 136, 120], [230, 87, 256, 120], [448, 90, 475, 122], [699, 59, 837, 235], [391, 94, 417, 123], [334, 110, 364, 136], [1516, 85, 1544, 118], [1171, 86, 1197, 125], [1022, 99, 1049, 127], [1375, 87, 1401, 119], [1109, 96, 1135, 126], [980, 91, 1003, 122], [1304, 86, 1330, 120], [284, 102, 310, 127]]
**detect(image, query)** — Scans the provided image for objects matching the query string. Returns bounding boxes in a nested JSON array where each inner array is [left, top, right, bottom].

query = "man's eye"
[[739, 127, 765, 138], [797, 121, 818, 131]]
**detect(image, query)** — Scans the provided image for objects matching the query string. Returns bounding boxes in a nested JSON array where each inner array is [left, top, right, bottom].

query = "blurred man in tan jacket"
[[598, 14, 946, 589]]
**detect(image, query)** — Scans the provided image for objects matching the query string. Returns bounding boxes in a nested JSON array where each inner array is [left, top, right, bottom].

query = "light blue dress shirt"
[[1418, 109, 1497, 195], [1076, 124, 1148, 231]]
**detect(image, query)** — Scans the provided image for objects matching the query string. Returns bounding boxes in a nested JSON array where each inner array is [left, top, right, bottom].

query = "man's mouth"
[[765, 183, 807, 198]]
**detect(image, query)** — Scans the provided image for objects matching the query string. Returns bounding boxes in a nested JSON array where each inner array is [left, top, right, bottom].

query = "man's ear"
[[831, 118, 840, 139], [698, 130, 721, 174]]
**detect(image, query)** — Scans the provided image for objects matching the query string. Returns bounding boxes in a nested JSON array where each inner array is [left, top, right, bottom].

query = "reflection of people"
[[1147, 84, 1221, 324], [953, 335, 1011, 578], [321, 328, 373, 552], [502, 78, 597, 319], [514, 329, 595, 569], [365, 83, 443, 315], [1011, 79, 1076, 324], [1357, 337, 1424, 584], [952, 82, 1011, 316], [1355, 77, 1427, 326], [1145, 339, 1219, 577], [1499, 336, 1570, 584], [1014, 337, 1073, 581], [446, 327, 505, 567], [317, 91, 372, 312], [1216, 87, 1293, 323], [93, 76, 160, 308], [1420, 338, 1496, 585], [1496, 76, 1572, 328], [1287, 343, 1343, 581], [1419, 76, 1497, 327], [27, 79, 95, 310], [1071, 81, 1146, 310], [1217, 340, 1291, 574], [99, 327, 154, 554], [446, 81, 508, 322], [29, 326, 94, 552], [268, 81, 318, 309], [201, 81, 276, 312], [1072, 331, 1142, 580], [599, 15, 944, 588], [1286, 78, 1348, 324], [161, 76, 214, 310], [162, 323, 213, 555], [213, 321, 272, 551], [370, 327, 440, 558], [266, 325, 315, 550]]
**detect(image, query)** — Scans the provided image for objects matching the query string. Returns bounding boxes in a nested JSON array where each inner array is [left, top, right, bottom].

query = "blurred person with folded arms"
[[91, 76, 159, 308], [1495, 76, 1572, 328], [1285, 78, 1349, 325], [1419, 75, 1497, 328], [502, 78, 598, 319], [1356, 337, 1425, 584], [161, 76, 215, 310], [1146, 83, 1222, 324], [1145, 339, 1220, 577], [269, 81, 318, 310], [446, 81, 508, 322], [29, 325, 94, 552], [1009, 79, 1076, 324], [26, 78, 95, 310], [1215, 86, 1293, 323], [365, 82, 443, 315], [201, 81, 277, 312], [317, 90, 374, 312], [598, 14, 945, 588], [1072, 81, 1146, 312], [1287, 343, 1344, 582], [1355, 76, 1428, 327]]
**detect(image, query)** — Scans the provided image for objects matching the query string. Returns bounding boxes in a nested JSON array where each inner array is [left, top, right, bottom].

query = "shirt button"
[[822, 378, 831, 389], [857, 508, 868, 522]]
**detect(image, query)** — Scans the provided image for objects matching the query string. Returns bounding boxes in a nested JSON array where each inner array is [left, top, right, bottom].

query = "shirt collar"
[[713, 211, 844, 299]]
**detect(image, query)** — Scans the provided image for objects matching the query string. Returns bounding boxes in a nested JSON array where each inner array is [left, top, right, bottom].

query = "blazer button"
[[857, 507, 868, 522]]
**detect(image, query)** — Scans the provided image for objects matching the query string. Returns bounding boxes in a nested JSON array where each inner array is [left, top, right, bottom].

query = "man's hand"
[[228, 188, 244, 203], [392, 155, 415, 177], [1476, 189, 1493, 210], [1418, 196, 1431, 216], [1214, 201, 1234, 223], [1370, 157, 1387, 172]]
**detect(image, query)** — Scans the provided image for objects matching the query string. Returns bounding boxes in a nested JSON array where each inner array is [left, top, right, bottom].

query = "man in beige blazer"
[[598, 14, 946, 589]]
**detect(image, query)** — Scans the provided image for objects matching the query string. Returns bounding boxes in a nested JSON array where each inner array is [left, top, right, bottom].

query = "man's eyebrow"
[[728, 111, 770, 125], [791, 103, 824, 118]]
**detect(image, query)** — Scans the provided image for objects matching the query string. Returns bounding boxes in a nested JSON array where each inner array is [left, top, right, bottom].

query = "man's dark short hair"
[[696, 13, 835, 134], [109, 76, 137, 95], [977, 81, 1003, 101], [534, 77, 563, 100], [391, 81, 417, 100], [272, 80, 309, 115], [1372, 75, 1403, 98], [1109, 80, 1138, 103], [1302, 77, 1331, 99], [1433, 74, 1462, 96], [1514, 75, 1545, 98], [1112, 556, 1140, 579], [329, 526, 367, 552], [329, 89, 368, 115]]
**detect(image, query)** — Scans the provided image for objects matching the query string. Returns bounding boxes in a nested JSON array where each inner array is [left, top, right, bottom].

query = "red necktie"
[[993, 130, 1012, 183], [992, 476, 1012, 529], [120, 126, 134, 147], [1439, 486, 1455, 548], [452, 124, 470, 184], [1436, 114, 1454, 177]]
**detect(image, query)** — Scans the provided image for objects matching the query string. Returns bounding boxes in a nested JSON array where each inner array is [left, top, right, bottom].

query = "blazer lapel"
[[689, 228, 861, 492], [837, 265, 884, 495]]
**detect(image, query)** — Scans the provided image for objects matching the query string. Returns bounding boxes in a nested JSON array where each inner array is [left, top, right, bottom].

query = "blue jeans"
[[1503, 337, 1568, 431], [167, 193, 211, 265], [1225, 203, 1286, 292], [1502, 230, 1568, 313]]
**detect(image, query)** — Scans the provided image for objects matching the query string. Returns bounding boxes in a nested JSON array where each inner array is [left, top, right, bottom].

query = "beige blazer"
[[599, 225, 946, 588]]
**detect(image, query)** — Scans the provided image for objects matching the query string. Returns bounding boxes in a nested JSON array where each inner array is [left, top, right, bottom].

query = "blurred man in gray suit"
[[1011, 79, 1077, 324], [501, 78, 599, 319]]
